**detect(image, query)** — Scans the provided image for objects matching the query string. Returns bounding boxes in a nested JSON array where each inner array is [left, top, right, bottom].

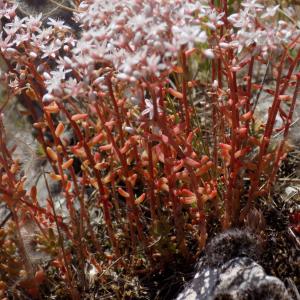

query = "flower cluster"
[[0, 0, 220, 104], [227, 0, 300, 56], [0, 2, 74, 97], [44, 0, 215, 103], [74, 0, 209, 80]]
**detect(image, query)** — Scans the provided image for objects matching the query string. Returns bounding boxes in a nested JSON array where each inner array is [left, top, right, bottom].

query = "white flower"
[[5, 16, 24, 35], [36, 27, 54, 42], [24, 14, 42, 32], [47, 18, 71, 30], [15, 33, 30, 46], [141, 98, 162, 120], [261, 5, 280, 18], [0, 34, 12, 51], [46, 66, 71, 95], [241, 0, 264, 10], [41, 40, 62, 59], [146, 54, 166, 76], [172, 25, 207, 47]]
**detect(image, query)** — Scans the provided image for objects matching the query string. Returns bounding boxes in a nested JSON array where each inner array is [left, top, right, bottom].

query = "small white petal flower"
[[47, 18, 71, 30], [261, 5, 280, 18], [141, 98, 162, 120]]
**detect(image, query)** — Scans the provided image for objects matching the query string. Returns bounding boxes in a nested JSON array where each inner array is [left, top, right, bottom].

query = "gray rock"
[[176, 229, 292, 300], [0, 204, 10, 227], [14, 0, 74, 20]]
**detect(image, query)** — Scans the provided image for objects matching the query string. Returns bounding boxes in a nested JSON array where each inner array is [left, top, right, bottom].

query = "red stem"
[[181, 50, 190, 131]]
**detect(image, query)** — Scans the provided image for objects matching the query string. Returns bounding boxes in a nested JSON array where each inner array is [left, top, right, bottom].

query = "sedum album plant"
[[0, 0, 299, 298]]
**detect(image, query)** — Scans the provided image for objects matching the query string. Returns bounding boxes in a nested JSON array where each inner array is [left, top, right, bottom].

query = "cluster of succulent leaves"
[[0, 222, 23, 286]]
